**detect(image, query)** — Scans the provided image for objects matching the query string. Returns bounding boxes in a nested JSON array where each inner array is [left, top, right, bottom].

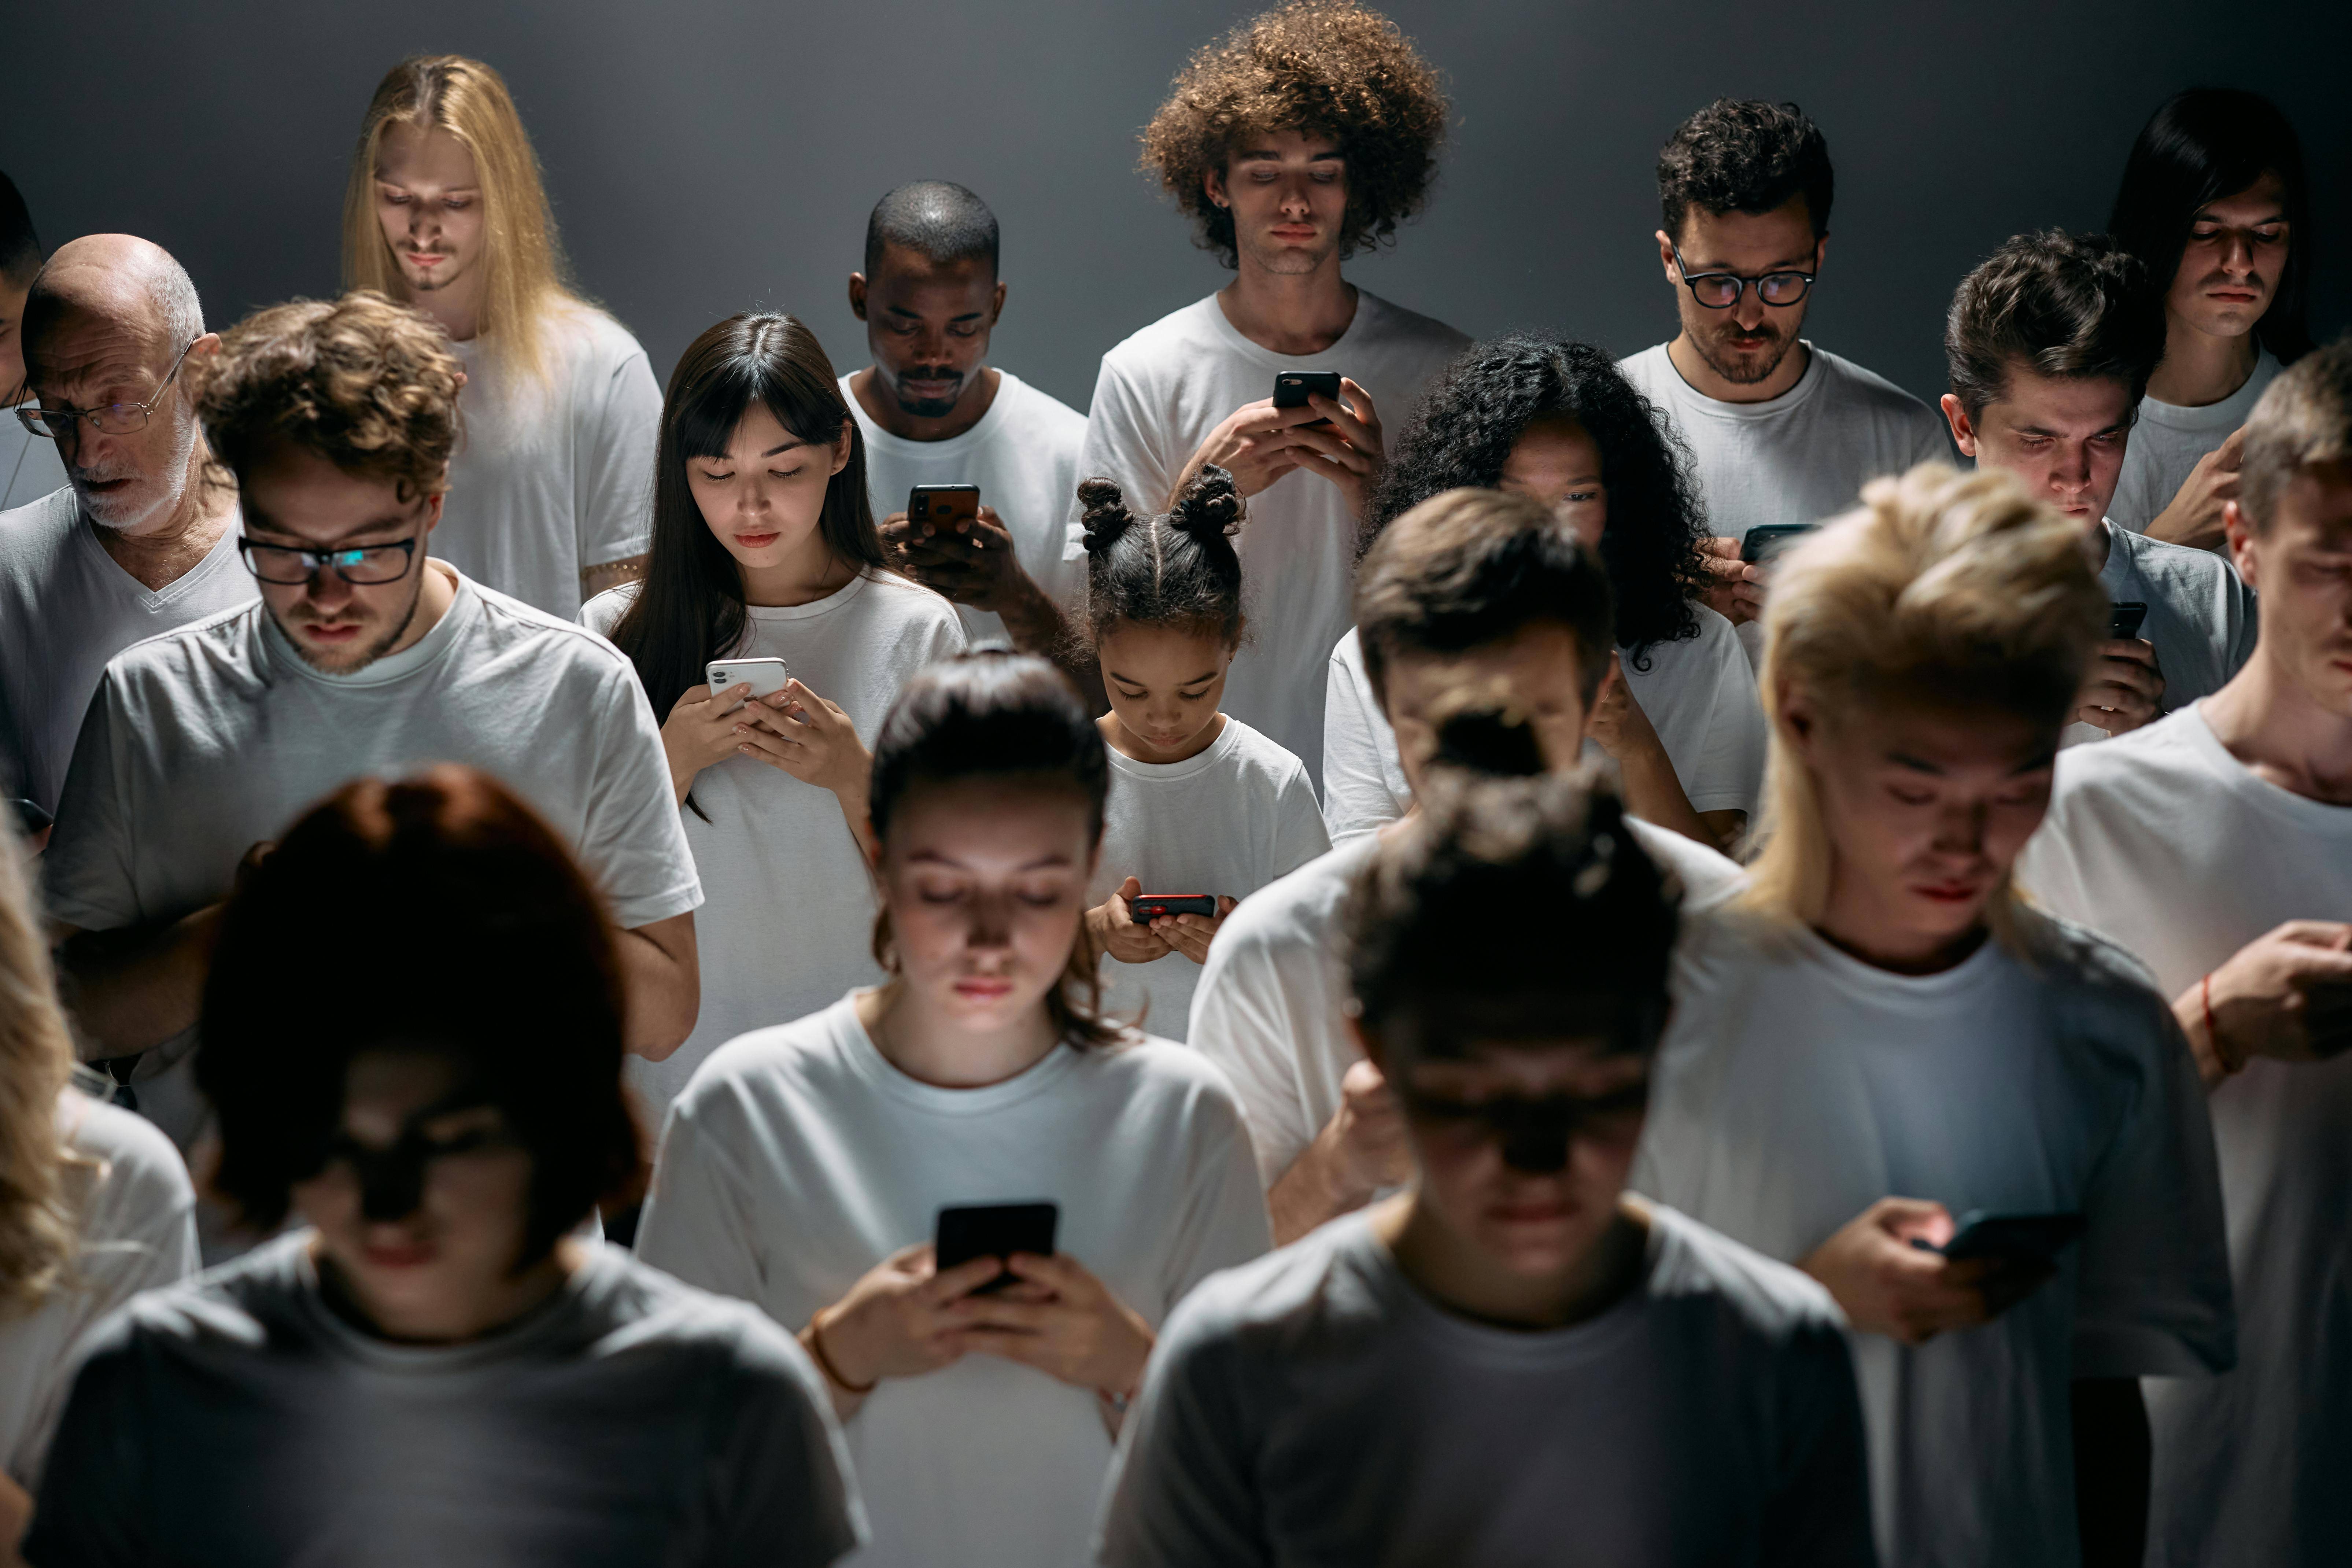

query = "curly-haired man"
[[42, 290, 702, 1165], [1077, 0, 1467, 782], [1620, 99, 1948, 663]]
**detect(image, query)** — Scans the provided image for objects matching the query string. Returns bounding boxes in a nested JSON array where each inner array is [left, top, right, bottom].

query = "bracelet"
[[805, 1311, 877, 1396]]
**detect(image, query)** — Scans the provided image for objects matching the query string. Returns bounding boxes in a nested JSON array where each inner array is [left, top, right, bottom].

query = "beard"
[[273, 579, 426, 675], [73, 408, 199, 532], [889, 366, 966, 420], [1691, 314, 1801, 387], [1238, 224, 1337, 278]]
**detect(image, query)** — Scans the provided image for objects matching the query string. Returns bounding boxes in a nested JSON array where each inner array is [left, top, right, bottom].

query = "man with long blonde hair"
[[341, 54, 660, 618]]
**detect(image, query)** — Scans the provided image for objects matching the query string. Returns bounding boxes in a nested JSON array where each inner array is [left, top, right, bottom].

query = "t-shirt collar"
[[260, 560, 478, 687], [849, 370, 1020, 462], [1653, 338, 1824, 421]]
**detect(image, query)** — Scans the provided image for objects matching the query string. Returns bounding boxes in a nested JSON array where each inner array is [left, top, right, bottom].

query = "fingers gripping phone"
[[935, 1202, 1059, 1294], [1740, 523, 1816, 566], [909, 483, 981, 535], [705, 657, 790, 715], [1127, 893, 1219, 921], [1273, 371, 1342, 428], [1911, 1210, 2086, 1264], [2108, 601, 2149, 641]]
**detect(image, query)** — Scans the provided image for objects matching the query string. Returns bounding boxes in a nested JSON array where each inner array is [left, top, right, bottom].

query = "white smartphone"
[[705, 657, 791, 714]]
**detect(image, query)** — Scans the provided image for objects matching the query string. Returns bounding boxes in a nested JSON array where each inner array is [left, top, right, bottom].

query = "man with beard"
[[0, 235, 254, 828], [41, 290, 699, 1164], [1620, 100, 1948, 663], [845, 181, 1084, 654]]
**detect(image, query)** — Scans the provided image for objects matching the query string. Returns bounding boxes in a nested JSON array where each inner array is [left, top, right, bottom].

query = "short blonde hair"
[[1744, 462, 2105, 935]]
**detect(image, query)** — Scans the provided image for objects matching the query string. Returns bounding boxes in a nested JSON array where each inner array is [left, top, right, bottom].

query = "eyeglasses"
[[237, 536, 422, 586], [16, 339, 198, 439], [1670, 243, 1816, 310]]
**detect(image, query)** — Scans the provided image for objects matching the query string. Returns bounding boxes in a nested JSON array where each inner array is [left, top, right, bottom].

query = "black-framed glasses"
[[16, 338, 198, 439], [1671, 243, 1816, 310], [236, 536, 422, 586]]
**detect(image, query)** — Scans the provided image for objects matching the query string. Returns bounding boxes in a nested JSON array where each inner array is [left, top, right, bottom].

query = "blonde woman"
[[1631, 464, 2234, 1568], [341, 54, 660, 618], [0, 838, 196, 1550]]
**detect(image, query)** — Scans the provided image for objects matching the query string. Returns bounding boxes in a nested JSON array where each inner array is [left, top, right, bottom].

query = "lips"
[[302, 622, 362, 643], [406, 252, 446, 267], [1914, 882, 1979, 905], [735, 531, 780, 549], [953, 977, 1014, 1001], [362, 1240, 435, 1268]]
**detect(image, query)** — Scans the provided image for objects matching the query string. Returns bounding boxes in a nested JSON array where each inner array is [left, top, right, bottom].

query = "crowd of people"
[[0, 4, 2341, 1565]]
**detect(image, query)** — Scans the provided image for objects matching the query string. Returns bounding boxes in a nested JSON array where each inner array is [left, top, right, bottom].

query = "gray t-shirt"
[[25, 1234, 864, 1568], [2093, 517, 2257, 728], [0, 415, 70, 512], [1096, 1203, 1874, 1568]]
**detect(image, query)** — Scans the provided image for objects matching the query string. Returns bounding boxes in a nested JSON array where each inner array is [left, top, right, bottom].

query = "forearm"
[[616, 916, 698, 1061], [799, 1310, 874, 1424], [1612, 741, 1724, 852], [1268, 1124, 1376, 1246], [831, 779, 875, 863], [990, 575, 1071, 661], [57, 909, 221, 1059], [2072, 1378, 2150, 1568]]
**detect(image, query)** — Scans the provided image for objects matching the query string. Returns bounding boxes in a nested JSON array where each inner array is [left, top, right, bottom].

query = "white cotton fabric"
[[1319, 614, 1765, 845], [1190, 818, 1740, 1189], [2109, 348, 2280, 535], [438, 304, 662, 619], [2017, 703, 2352, 1567], [1089, 717, 1329, 1042], [636, 995, 1273, 1568], [842, 370, 1089, 643], [0, 487, 253, 812], [1096, 1203, 1875, 1568], [582, 573, 966, 1113], [0, 418, 68, 512], [1076, 292, 1467, 779], [25, 1232, 863, 1568], [2063, 518, 2259, 748], [1632, 898, 2235, 1568], [41, 567, 701, 1152], [0, 1086, 197, 1493]]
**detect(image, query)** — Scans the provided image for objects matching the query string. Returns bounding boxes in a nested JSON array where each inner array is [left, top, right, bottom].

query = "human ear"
[[829, 425, 852, 477], [1204, 164, 1230, 211], [1938, 393, 1979, 458], [1654, 229, 1677, 281], [2222, 500, 2260, 589], [848, 273, 868, 322], [989, 279, 1007, 324], [1776, 683, 1824, 761]]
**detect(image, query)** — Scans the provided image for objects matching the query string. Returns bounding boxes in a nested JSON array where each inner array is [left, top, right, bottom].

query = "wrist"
[[806, 1304, 878, 1394]]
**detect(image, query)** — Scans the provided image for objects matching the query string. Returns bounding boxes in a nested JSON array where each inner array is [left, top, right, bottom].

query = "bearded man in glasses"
[[1618, 100, 1949, 664]]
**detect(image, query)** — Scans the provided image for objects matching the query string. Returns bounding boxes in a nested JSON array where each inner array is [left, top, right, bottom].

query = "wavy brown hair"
[[1139, 0, 1447, 268], [0, 837, 86, 1319]]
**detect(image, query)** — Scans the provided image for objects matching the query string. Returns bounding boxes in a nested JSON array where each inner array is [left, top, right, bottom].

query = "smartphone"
[[908, 483, 981, 538], [935, 1202, 1058, 1294], [1128, 893, 1218, 921], [2108, 601, 2149, 641], [1740, 523, 1817, 566], [1273, 370, 1342, 428], [1914, 1210, 2086, 1264], [9, 798, 52, 837], [1433, 708, 1545, 778], [704, 657, 791, 714]]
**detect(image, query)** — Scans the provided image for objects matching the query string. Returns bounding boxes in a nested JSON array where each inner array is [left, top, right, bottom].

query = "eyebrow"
[[883, 305, 988, 322], [243, 512, 417, 547], [1107, 668, 1221, 687], [2009, 420, 2131, 439], [1232, 148, 1343, 163], [1685, 252, 1816, 273], [1886, 749, 2056, 777], [905, 849, 1075, 871]]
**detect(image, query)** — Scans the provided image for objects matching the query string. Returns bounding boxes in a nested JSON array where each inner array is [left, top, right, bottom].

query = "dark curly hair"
[[1138, 0, 1447, 269], [1657, 99, 1834, 244], [1365, 332, 1707, 665], [1077, 465, 1247, 647]]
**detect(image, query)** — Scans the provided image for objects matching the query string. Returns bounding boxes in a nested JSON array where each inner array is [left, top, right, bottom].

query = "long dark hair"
[[1365, 332, 1706, 667], [1077, 465, 1246, 646], [2107, 89, 2313, 366]]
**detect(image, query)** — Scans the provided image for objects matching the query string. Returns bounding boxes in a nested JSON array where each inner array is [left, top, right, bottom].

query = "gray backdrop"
[[5, 0, 2345, 414]]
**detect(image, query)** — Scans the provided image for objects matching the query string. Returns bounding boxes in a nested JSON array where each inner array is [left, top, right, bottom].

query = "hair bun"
[[1077, 477, 1138, 555], [1172, 464, 1243, 538]]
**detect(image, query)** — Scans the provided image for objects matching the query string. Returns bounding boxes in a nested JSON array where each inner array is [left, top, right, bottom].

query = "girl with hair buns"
[[1076, 466, 1329, 1040], [1632, 463, 2234, 1568]]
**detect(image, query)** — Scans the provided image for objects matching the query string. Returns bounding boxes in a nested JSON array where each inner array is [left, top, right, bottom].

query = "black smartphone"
[[935, 1202, 1058, 1294], [1273, 370, 1341, 427], [1740, 523, 1816, 566], [1916, 1210, 2086, 1264], [908, 483, 981, 538], [2108, 601, 2149, 641], [1128, 893, 1218, 920], [9, 798, 52, 836], [1433, 708, 1545, 778]]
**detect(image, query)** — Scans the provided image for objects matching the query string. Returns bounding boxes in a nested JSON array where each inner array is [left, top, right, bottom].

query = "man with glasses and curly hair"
[[1622, 99, 1948, 664], [40, 289, 700, 1171], [1078, 0, 1467, 780]]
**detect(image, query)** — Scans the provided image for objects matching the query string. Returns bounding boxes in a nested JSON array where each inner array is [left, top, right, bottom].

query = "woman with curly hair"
[[1076, 0, 1467, 783], [1323, 333, 1766, 851]]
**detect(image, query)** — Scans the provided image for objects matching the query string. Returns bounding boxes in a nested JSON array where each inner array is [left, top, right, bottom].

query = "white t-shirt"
[[2063, 518, 2258, 748], [1089, 717, 1329, 1042], [0, 487, 254, 812], [2017, 703, 2352, 1567], [0, 1085, 197, 1493], [636, 995, 1272, 1568], [1319, 614, 1766, 844], [2110, 348, 2281, 535], [0, 418, 69, 513], [582, 573, 967, 1112], [1077, 291, 1467, 779], [1619, 342, 1951, 665], [41, 567, 701, 1151], [1632, 899, 2235, 1568], [26, 1232, 863, 1568], [842, 369, 1088, 643], [439, 303, 663, 620], [1097, 1203, 1874, 1568], [1190, 818, 1742, 1188]]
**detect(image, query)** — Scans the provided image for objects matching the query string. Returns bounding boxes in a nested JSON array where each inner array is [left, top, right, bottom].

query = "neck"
[[1216, 256, 1356, 356], [2145, 315, 2259, 409], [88, 439, 237, 591], [314, 1233, 582, 1346], [1376, 1191, 1648, 1331], [857, 980, 1062, 1089], [369, 558, 459, 664], [737, 534, 853, 608], [852, 364, 1001, 444], [1665, 330, 1811, 405], [1099, 709, 1226, 766], [403, 273, 485, 344], [1814, 867, 1992, 975], [2201, 649, 2352, 805]]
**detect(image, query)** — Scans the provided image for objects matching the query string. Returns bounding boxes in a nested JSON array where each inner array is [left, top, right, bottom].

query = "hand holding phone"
[[1126, 893, 1218, 920], [1911, 1210, 2085, 1264], [2107, 601, 2149, 641], [705, 657, 791, 714], [1273, 371, 1342, 428], [1740, 524, 1816, 566], [935, 1202, 1059, 1294], [908, 483, 982, 539]]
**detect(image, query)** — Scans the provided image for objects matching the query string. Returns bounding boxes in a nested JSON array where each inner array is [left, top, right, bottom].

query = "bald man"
[[1, 236, 252, 827]]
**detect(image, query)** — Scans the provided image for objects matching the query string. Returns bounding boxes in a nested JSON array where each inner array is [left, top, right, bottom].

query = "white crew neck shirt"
[[1319, 615, 1764, 844], [0, 1085, 197, 1495], [842, 369, 1088, 644], [2017, 703, 2352, 1567], [1098, 1203, 1874, 1568], [440, 303, 662, 619], [636, 994, 1272, 1568], [27, 1232, 863, 1568], [2063, 517, 2257, 748], [1633, 898, 2235, 1568], [2111, 347, 2281, 535], [1089, 716, 1328, 1041], [0, 415, 69, 512], [1190, 817, 1740, 1188], [42, 567, 701, 1152], [583, 573, 966, 1113], [1077, 291, 1467, 779], [0, 487, 253, 812]]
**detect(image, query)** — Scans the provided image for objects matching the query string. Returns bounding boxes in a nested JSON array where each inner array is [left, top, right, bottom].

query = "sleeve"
[[574, 337, 662, 569], [38, 671, 143, 933], [696, 1322, 868, 1568], [21, 1326, 152, 1568], [637, 1099, 774, 1311], [1319, 641, 1410, 846], [1068, 358, 1177, 564], [1187, 938, 1318, 1190], [578, 659, 704, 930], [1155, 1076, 1273, 1312], [1760, 1319, 1879, 1568], [1093, 1291, 1273, 1568], [1265, 766, 1331, 888]]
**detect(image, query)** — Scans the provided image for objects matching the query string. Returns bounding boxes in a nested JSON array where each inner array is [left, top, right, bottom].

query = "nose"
[[305, 563, 357, 613], [2052, 439, 2091, 496], [966, 892, 1014, 952], [2220, 231, 2256, 276], [1732, 287, 1768, 330], [1931, 796, 1990, 860], [1278, 177, 1313, 219]]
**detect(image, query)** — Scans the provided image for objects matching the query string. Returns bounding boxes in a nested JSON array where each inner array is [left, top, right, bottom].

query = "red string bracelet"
[[2201, 972, 2230, 1076]]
